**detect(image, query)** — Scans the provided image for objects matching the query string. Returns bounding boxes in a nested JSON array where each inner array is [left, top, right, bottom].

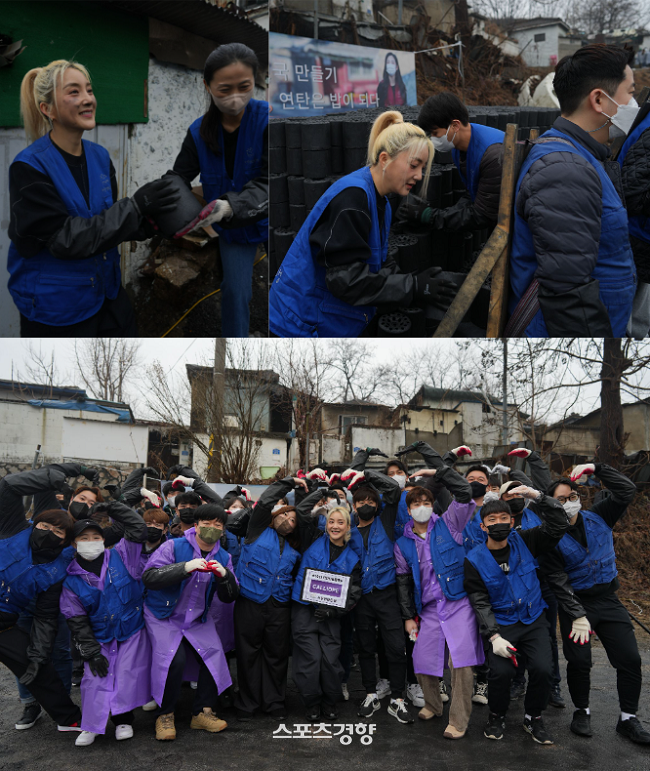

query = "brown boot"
[[155, 713, 176, 741], [190, 710, 228, 733]]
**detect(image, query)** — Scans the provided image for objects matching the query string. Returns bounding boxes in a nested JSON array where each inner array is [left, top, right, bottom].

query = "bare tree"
[[74, 339, 140, 403], [326, 340, 392, 404], [14, 342, 71, 391], [570, 0, 641, 34]]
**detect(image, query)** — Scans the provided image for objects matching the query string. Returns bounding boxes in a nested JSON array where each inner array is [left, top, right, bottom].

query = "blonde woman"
[[291, 505, 362, 721], [269, 110, 456, 337], [8, 60, 179, 336]]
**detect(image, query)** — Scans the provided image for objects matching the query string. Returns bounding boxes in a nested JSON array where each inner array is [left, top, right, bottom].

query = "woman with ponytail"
[[269, 111, 457, 338], [8, 60, 180, 336], [169, 43, 268, 337]]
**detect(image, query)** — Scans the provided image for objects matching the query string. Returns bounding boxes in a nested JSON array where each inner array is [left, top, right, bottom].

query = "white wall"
[[61, 417, 149, 465], [350, 426, 406, 461], [516, 25, 561, 67]]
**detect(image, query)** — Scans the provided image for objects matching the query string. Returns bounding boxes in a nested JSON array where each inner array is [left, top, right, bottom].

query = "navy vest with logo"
[[8, 134, 121, 325], [292, 534, 359, 604], [452, 123, 505, 201], [236, 526, 300, 604], [466, 531, 546, 626], [269, 165, 391, 337], [556, 510, 617, 591], [188, 99, 268, 245], [349, 517, 396, 594], [463, 507, 486, 553], [64, 548, 144, 643], [618, 111, 650, 247], [393, 490, 410, 540]]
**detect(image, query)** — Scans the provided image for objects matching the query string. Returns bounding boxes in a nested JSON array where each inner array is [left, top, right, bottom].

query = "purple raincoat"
[[394, 500, 485, 677], [60, 539, 152, 734], [144, 528, 233, 705]]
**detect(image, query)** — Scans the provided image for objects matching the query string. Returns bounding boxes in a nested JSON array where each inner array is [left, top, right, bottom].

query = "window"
[[340, 415, 368, 432], [482, 402, 491, 414], [534, 33, 546, 42]]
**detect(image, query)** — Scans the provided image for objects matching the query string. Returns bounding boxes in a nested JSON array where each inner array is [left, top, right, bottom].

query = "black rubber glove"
[[133, 178, 181, 218], [80, 466, 100, 484], [402, 193, 431, 224], [89, 654, 109, 678], [365, 447, 389, 458], [314, 607, 334, 622], [89, 501, 111, 518], [395, 443, 418, 458], [413, 267, 458, 309], [19, 661, 40, 686]]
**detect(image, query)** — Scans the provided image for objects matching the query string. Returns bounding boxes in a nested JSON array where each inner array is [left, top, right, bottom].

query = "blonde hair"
[[367, 110, 435, 196], [325, 506, 352, 544], [20, 60, 92, 143]]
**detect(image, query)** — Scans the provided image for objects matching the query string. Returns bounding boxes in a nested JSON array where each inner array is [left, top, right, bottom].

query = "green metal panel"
[[0, 1, 149, 127]]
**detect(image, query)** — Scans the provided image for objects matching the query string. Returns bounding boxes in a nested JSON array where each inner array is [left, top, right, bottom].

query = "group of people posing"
[[0, 442, 648, 748]]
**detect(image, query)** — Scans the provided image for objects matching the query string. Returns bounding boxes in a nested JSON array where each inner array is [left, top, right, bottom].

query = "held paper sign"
[[301, 569, 350, 609]]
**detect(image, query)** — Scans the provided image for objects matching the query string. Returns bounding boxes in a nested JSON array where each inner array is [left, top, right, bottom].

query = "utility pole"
[[502, 340, 509, 447], [209, 338, 226, 482]]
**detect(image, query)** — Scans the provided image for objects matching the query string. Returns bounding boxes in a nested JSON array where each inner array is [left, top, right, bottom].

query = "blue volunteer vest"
[[7, 134, 121, 325], [269, 165, 392, 337], [225, 531, 241, 571], [393, 490, 410, 540], [463, 507, 486, 553], [452, 123, 505, 201], [556, 510, 617, 591], [236, 526, 300, 604], [0, 526, 72, 614], [618, 111, 650, 246], [429, 517, 468, 600], [349, 517, 396, 594], [510, 127, 636, 337], [188, 99, 268, 245], [144, 538, 229, 621], [466, 531, 546, 626], [292, 534, 359, 604], [64, 548, 144, 643]]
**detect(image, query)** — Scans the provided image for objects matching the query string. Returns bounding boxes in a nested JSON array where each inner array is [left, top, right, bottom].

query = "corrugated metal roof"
[[102, 0, 268, 64]]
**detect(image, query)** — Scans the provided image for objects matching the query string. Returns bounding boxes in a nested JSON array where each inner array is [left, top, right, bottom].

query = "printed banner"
[[301, 568, 351, 608], [269, 32, 417, 117]]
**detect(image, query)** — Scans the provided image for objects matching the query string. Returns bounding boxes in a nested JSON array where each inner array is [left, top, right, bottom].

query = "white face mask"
[[410, 505, 433, 523], [76, 541, 105, 561], [386, 62, 397, 76], [394, 474, 407, 490], [563, 500, 581, 519], [430, 125, 457, 153], [210, 90, 253, 116], [602, 93, 639, 138]]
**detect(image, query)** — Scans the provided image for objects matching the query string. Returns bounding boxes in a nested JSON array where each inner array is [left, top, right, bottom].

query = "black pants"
[[291, 603, 343, 709], [513, 591, 561, 688], [338, 611, 354, 683], [558, 593, 642, 714], [20, 286, 137, 337], [487, 615, 553, 718], [110, 710, 134, 726], [159, 638, 219, 716], [0, 625, 80, 726], [354, 586, 406, 698], [234, 595, 291, 714], [475, 637, 490, 685], [378, 629, 417, 685]]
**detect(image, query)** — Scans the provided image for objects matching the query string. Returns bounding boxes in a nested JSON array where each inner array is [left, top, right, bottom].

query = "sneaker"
[[523, 715, 554, 745], [341, 683, 350, 701], [376, 678, 391, 700], [547, 684, 565, 709], [57, 720, 83, 732], [142, 699, 158, 712], [439, 680, 449, 703], [75, 731, 98, 747], [472, 681, 488, 705], [484, 712, 506, 740], [358, 694, 381, 718], [115, 724, 134, 741], [570, 709, 593, 737], [443, 724, 466, 739], [418, 707, 441, 721], [510, 679, 526, 701], [407, 683, 425, 708], [388, 698, 414, 724], [616, 716, 650, 745], [15, 703, 42, 730], [322, 704, 338, 720], [305, 707, 320, 722], [190, 710, 227, 733], [269, 707, 287, 720], [155, 713, 176, 741]]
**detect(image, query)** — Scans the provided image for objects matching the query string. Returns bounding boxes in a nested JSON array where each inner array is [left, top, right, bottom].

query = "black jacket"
[[620, 126, 650, 283]]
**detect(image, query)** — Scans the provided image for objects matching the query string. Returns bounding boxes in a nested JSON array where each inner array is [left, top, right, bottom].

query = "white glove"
[[172, 475, 195, 488], [239, 486, 252, 501], [506, 485, 541, 501], [571, 463, 595, 482], [341, 469, 364, 488], [508, 448, 531, 459], [569, 616, 593, 645], [140, 487, 161, 507], [185, 558, 208, 573], [306, 468, 328, 481], [490, 634, 518, 663], [451, 445, 472, 457], [208, 560, 227, 577], [328, 473, 341, 484], [491, 464, 511, 474], [484, 490, 500, 504]]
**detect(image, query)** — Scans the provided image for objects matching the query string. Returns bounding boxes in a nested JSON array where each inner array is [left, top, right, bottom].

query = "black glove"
[[133, 178, 181, 218], [413, 267, 458, 309], [19, 661, 40, 686], [88, 654, 109, 678], [89, 502, 110, 517], [366, 447, 389, 458], [402, 193, 430, 223], [80, 466, 100, 484], [395, 443, 417, 458], [314, 607, 334, 622], [142, 466, 159, 478]]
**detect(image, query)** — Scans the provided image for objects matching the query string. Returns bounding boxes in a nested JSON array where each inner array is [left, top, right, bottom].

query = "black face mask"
[[146, 526, 165, 543], [470, 481, 487, 499], [178, 508, 197, 524], [69, 501, 90, 520], [507, 498, 526, 514], [30, 527, 64, 554], [356, 504, 377, 521], [486, 523, 511, 542]]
